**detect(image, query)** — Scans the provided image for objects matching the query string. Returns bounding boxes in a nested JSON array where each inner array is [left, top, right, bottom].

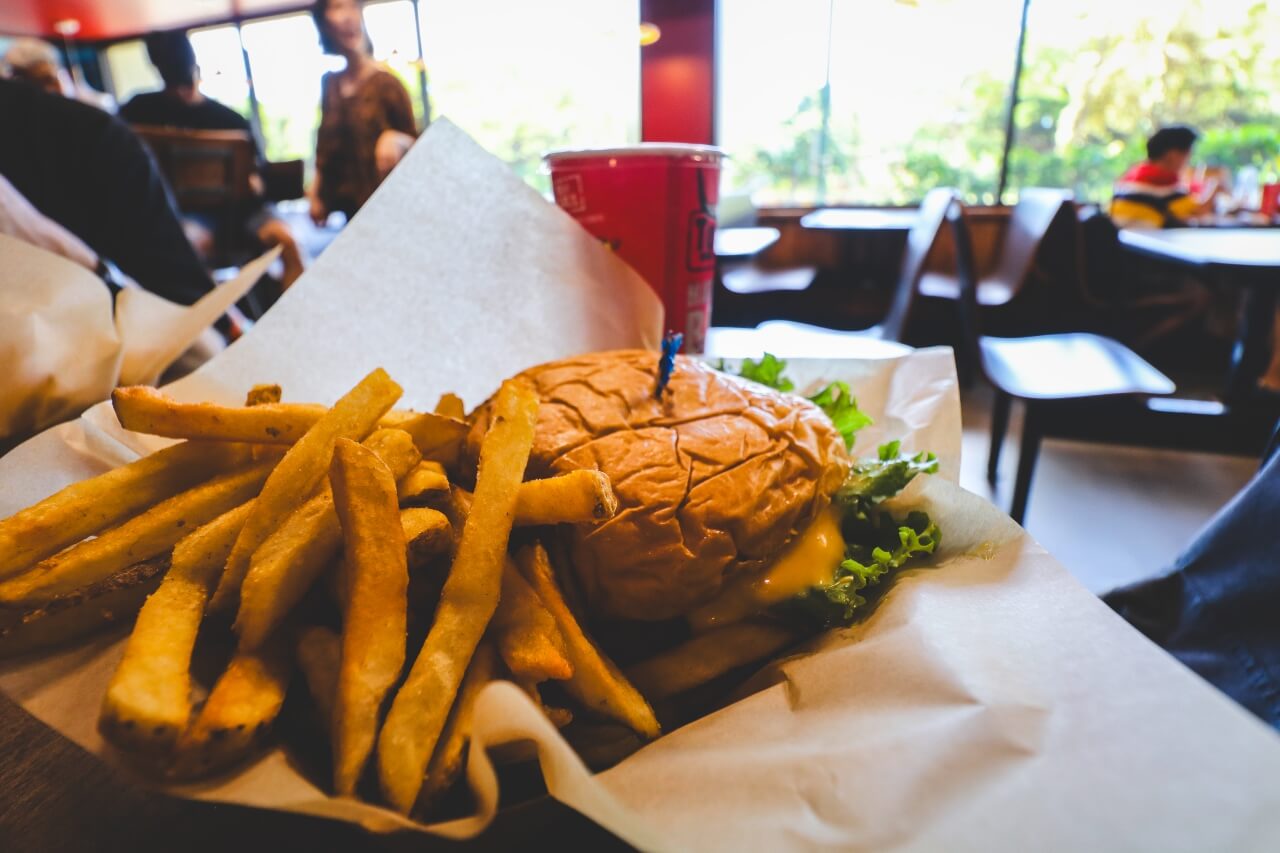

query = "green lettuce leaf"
[[783, 510, 940, 631], [730, 354, 872, 449], [807, 381, 873, 449], [736, 353, 794, 392], [837, 440, 938, 509], [774, 441, 941, 632]]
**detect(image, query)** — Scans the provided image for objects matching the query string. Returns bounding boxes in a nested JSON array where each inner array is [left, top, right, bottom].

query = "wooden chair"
[[920, 188, 1073, 309], [132, 125, 257, 215], [948, 200, 1177, 524]]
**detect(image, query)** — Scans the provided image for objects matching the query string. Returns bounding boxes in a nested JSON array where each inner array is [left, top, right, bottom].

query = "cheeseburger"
[[472, 350, 939, 633]]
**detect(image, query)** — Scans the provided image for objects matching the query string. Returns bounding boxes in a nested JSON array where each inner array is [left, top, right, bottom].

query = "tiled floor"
[[957, 384, 1261, 595]]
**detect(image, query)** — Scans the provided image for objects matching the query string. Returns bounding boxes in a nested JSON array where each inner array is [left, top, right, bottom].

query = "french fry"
[[434, 393, 465, 420], [170, 635, 292, 778], [517, 543, 659, 740], [329, 438, 409, 796], [396, 461, 450, 507], [233, 429, 420, 649], [0, 556, 168, 659], [419, 642, 498, 806], [492, 558, 572, 682], [331, 506, 451, 605], [377, 379, 538, 814], [296, 625, 341, 732], [564, 722, 644, 770], [513, 677, 573, 728], [447, 470, 618, 530], [544, 706, 574, 728], [112, 386, 464, 458], [385, 411, 467, 467], [245, 384, 283, 406], [625, 622, 799, 702], [0, 458, 277, 606], [515, 470, 618, 525], [401, 507, 452, 570], [0, 440, 249, 581], [440, 485, 474, 534], [114, 386, 315, 443], [210, 369, 403, 613], [99, 502, 254, 753], [245, 386, 283, 462]]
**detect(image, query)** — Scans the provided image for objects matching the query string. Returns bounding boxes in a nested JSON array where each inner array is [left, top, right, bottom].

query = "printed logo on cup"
[[685, 167, 717, 273], [553, 174, 587, 214], [686, 210, 716, 273]]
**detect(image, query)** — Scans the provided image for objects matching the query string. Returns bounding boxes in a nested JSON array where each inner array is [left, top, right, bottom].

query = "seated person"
[[1111, 126, 1216, 229], [2, 37, 63, 96], [121, 30, 303, 288], [2, 37, 116, 111], [1106, 423, 1280, 729], [0, 77, 212, 306]]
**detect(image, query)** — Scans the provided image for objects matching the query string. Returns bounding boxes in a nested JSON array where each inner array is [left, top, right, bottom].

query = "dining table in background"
[[799, 207, 921, 232], [1118, 227, 1280, 401], [798, 207, 923, 299], [713, 226, 781, 261]]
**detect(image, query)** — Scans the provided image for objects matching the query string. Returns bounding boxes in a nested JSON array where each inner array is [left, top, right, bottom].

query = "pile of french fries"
[[0, 368, 668, 815]]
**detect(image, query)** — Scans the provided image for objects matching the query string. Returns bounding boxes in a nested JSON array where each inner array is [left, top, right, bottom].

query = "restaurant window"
[[718, 0, 1022, 207], [239, 13, 341, 164], [103, 40, 161, 105], [418, 0, 640, 194], [362, 0, 427, 129], [1007, 0, 1280, 203], [188, 25, 253, 120], [239, 3, 429, 166]]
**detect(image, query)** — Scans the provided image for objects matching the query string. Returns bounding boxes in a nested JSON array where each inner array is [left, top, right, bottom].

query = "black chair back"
[[986, 188, 1075, 301], [1076, 208, 1123, 308], [880, 187, 957, 341], [946, 199, 984, 377]]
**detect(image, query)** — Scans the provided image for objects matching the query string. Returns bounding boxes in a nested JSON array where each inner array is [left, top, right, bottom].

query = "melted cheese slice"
[[688, 506, 845, 631]]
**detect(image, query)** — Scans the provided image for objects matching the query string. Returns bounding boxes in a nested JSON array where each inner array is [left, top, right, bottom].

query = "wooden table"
[[0, 691, 630, 851], [799, 208, 920, 232], [1118, 228, 1280, 398], [713, 226, 780, 260]]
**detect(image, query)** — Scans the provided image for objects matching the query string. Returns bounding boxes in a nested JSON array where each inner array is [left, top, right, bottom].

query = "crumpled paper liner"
[[0, 233, 273, 442], [1, 120, 1279, 852]]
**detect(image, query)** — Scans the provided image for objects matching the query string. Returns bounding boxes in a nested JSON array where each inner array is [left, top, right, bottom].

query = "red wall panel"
[[640, 0, 715, 145], [0, 1, 306, 40]]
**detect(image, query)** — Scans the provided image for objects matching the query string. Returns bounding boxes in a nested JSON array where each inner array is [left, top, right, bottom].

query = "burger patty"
[[469, 350, 849, 621]]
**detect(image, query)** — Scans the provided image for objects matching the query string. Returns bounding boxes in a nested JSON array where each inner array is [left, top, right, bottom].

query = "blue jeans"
[[1105, 422, 1280, 729]]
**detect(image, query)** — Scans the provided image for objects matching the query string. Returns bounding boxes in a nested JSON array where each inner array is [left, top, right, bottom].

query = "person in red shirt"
[[1111, 126, 1216, 228]]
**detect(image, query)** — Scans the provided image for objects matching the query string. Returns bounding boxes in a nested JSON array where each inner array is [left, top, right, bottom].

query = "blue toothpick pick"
[[654, 331, 683, 399]]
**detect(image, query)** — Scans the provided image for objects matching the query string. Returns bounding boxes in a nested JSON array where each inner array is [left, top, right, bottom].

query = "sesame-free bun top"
[[468, 350, 849, 621]]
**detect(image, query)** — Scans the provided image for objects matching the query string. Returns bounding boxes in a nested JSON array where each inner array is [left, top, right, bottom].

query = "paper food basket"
[[1, 121, 1278, 852]]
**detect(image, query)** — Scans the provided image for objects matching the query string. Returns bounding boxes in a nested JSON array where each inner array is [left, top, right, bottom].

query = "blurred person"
[[0, 77, 213, 305], [120, 30, 304, 288], [2, 37, 63, 96], [1106, 422, 1280, 729], [1111, 126, 1218, 229], [309, 0, 418, 225], [2, 37, 116, 111]]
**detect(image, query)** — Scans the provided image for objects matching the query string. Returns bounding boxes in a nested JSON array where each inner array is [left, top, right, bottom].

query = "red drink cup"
[[545, 145, 722, 353], [1261, 183, 1280, 218]]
